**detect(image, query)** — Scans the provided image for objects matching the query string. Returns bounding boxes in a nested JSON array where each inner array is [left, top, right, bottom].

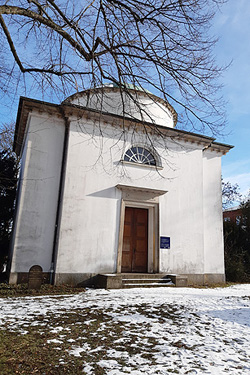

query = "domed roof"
[[64, 84, 177, 128]]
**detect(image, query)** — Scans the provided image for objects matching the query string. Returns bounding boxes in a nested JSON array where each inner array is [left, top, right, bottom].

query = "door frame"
[[116, 185, 167, 274]]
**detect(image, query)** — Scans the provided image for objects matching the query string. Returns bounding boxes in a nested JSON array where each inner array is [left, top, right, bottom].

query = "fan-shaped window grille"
[[124, 146, 156, 166]]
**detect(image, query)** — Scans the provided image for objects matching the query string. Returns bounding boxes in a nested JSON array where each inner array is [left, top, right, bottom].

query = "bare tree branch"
[[0, 0, 228, 134]]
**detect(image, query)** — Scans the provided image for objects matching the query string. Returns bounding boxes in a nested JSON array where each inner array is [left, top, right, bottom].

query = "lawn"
[[0, 284, 249, 374]]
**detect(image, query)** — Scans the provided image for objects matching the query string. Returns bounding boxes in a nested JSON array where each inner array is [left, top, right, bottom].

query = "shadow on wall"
[[87, 187, 118, 198]]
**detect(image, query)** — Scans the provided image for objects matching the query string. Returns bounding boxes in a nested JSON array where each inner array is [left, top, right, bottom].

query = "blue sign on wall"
[[160, 236, 170, 249]]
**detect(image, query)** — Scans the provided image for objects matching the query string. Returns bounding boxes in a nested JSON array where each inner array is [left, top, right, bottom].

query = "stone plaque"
[[28, 265, 43, 290]]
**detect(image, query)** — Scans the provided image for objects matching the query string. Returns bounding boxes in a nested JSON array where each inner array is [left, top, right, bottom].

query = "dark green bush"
[[224, 202, 250, 283]]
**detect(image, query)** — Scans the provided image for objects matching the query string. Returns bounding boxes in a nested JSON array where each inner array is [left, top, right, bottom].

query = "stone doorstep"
[[123, 282, 175, 288], [95, 273, 188, 289], [122, 278, 172, 284], [122, 277, 175, 289], [167, 274, 188, 287], [116, 273, 171, 279], [123, 282, 173, 288]]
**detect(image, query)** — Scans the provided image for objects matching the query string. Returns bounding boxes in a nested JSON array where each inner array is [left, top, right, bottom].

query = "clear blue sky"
[[1, 0, 249, 196], [213, 0, 250, 197]]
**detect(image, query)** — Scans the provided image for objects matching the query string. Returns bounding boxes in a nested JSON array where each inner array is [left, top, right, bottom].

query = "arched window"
[[123, 146, 157, 166]]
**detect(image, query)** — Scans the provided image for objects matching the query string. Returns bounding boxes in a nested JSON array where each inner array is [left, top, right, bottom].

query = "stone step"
[[94, 273, 188, 289], [119, 273, 170, 279], [122, 277, 174, 288], [122, 278, 172, 284], [123, 282, 174, 288]]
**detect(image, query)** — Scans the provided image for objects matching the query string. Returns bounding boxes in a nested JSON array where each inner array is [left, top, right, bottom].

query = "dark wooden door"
[[121, 207, 148, 272]]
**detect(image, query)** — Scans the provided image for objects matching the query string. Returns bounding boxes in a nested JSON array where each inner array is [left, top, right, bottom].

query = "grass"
[[0, 293, 192, 375], [0, 328, 89, 374], [0, 283, 86, 298], [0, 305, 157, 374], [0, 282, 247, 374], [0, 281, 239, 298]]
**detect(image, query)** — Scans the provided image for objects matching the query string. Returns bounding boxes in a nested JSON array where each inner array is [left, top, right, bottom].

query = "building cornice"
[[14, 96, 233, 156]]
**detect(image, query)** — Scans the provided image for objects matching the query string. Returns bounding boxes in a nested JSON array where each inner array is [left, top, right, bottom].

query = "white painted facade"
[[9, 88, 232, 285]]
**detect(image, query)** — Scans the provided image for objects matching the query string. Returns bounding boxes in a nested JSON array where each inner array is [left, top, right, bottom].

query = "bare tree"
[[0, 122, 18, 275], [0, 122, 15, 154], [0, 0, 227, 133], [222, 179, 242, 210]]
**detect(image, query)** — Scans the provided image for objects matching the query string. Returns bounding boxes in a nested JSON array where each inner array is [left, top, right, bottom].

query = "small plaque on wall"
[[160, 236, 170, 249]]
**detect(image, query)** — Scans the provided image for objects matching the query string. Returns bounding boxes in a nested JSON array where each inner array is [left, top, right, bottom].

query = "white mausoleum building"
[[9, 86, 232, 286]]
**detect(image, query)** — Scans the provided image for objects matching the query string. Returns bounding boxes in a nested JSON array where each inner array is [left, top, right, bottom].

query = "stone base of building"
[[9, 272, 225, 287], [54, 272, 226, 287], [9, 272, 50, 285], [54, 272, 98, 287], [181, 273, 226, 286]]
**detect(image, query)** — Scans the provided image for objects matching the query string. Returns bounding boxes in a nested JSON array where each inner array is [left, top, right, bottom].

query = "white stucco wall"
[[203, 151, 224, 274], [54, 115, 223, 279], [10, 100, 226, 283], [159, 148, 205, 275], [10, 112, 65, 274]]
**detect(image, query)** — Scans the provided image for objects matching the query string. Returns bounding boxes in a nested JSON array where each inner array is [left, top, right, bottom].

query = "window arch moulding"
[[122, 145, 162, 169]]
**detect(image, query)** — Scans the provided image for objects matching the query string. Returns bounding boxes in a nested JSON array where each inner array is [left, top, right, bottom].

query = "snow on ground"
[[0, 284, 250, 374]]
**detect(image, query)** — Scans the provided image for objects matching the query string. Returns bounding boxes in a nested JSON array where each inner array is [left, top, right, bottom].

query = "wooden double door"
[[121, 207, 148, 273]]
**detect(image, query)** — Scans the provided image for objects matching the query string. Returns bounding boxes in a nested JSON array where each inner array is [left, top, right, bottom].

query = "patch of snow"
[[47, 339, 63, 344], [0, 284, 249, 374], [83, 363, 94, 374], [50, 326, 64, 333], [68, 347, 85, 357], [68, 343, 91, 357], [83, 319, 96, 325], [89, 346, 104, 353], [98, 359, 120, 368]]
